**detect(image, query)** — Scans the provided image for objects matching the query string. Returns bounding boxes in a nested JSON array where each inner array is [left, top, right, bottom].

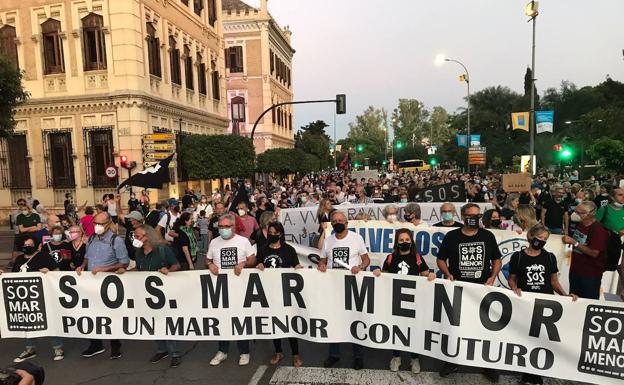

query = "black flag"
[[117, 154, 174, 192]]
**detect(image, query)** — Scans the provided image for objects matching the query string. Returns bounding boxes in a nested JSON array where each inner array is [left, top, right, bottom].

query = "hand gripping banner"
[[1, 270, 622, 384]]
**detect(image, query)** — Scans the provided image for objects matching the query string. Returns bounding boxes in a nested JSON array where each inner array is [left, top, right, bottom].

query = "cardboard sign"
[[502, 173, 532, 192]]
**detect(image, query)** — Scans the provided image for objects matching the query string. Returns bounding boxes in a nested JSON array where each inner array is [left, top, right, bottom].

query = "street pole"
[[529, 11, 537, 176], [445, 58, 471, 170], [333, 112, 337, 170]]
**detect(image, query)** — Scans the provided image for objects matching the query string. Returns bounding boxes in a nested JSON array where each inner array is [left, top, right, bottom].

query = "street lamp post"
[[526, 1, 539, 176], [436, 55, 471, 169]]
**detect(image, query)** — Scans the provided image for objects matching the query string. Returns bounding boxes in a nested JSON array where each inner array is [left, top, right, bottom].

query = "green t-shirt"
[[135, 245, 179, 272], [16, 213, 41, 231], [597, 205, 624, 233]]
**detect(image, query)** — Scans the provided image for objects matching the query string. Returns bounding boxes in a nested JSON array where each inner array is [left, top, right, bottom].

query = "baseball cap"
[[126, 211, 144, 222]]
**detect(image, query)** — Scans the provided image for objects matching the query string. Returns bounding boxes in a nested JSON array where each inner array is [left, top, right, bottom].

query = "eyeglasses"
[[93, 221, 109, 226]]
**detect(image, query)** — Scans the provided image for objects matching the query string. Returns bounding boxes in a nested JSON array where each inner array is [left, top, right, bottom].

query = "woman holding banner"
[[372, 228, 435, 373], [508, 224, 577, 385], [256, 222, 304, 367]]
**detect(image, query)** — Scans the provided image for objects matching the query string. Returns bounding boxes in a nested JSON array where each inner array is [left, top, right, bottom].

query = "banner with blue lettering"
[[536, 111, 555, 134]]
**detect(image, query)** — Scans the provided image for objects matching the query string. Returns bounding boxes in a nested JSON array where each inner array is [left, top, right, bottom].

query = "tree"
[[588, 137, 624, 175], [256, 148, 320, 176], [0, 56, 29, 137], [179, 135, 255, 180], [391, 99, 429, 145], [346, 106, 386, 164], [429, 106, 454, 145], [295, 120, 332, 169]]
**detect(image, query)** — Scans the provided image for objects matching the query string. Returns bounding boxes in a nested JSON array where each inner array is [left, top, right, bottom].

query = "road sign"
[[143, 133, 175, 141], [105, 166, 117, 179], [143, 152, 173, 160], [468, 146, 487, 165], [143, 143, 176, 151], [144, 161, 177, 169]]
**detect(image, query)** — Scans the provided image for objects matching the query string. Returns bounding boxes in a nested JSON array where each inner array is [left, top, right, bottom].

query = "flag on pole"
[[535, 111, 554, 134], [470, 135, 481, 147], [457, 135, 468, 147], [512, 112, 530, 131], [117, 154, 174, 192]]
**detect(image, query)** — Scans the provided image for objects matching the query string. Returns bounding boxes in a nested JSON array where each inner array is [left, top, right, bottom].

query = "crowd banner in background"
[[419, 182, 466, 202], [279, 203, 492, 246], [1, 271, 622, 385], [536, 111, 555, 134]]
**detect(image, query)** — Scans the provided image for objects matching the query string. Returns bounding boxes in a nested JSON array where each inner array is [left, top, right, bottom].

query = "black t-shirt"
[[58, 241, 86, 271], [121, 219, 137, 260], [509, 250, 558, 294], [145, 210, 160, 228], [257, 244, 300, 268], [128, 198, 140, 212], [209, 215, 220, 239], [543, 199, 568, 229], [594, 195, 610, 209], [382, 252, 430, 276], [12, 252, 57, 272], [500, 207, 515, 220], [173, 230, 193, 264], [433, 221, 463, 228], [182, 194, 194, 209], [437, 228, 502, 284], [41, 241, 71, 266]]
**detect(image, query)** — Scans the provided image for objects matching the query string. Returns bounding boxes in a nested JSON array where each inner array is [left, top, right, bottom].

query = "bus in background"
[[397, 159, 431, 173]]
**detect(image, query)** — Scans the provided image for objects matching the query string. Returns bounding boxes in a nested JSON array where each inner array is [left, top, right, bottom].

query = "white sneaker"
[[239, 354, 250, 366], [389, 356, 401, 372], [53, 348, 65, 361], [411, 358, 421, 374], [209, 351, 228, 366]]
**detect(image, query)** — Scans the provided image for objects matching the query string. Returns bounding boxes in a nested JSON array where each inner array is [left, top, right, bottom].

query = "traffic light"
[[561, 147, 573, 159], [429, 158, 438, 166], [353, 162, 361, 168], [356, 144, 365, 153], [382, 159, 388, 166], [552, 144, 562, 152], [336, 94, 346, 115], [120, 155, 128, 168], [395, 141, 404, 150]]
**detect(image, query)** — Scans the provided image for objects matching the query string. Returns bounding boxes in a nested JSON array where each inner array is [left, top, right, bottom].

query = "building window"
[[193, 0, 204, 16], [0, 134, 31, 189], [225, 46, 243, 73], [270, 50, 274, 75], [288, 113, 292, 130], [169, 35, 181, 85], [82, 13, 107, 71], [211, 60, 220, 100], [197, 53, 207, 95], [287, 68, 291, 87], [272, 107, 276, 124], [41, 19, 64, 75], [208, 0, 217, 26], [84, 127, 115, 187], [42, 130, 75, 188], [146, 23, 161, 77], [184, 45, 193, 90], [231, 96, 245, 122], [277, 107, 282, 127], [0, 25, 19, 69]]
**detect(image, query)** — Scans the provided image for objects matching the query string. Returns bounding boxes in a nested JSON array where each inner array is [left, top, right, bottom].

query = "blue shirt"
[[85, 230, 130, 271]]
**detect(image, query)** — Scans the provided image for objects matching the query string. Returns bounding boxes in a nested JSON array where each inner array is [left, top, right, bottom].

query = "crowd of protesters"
[[3, 168, 623, 385]]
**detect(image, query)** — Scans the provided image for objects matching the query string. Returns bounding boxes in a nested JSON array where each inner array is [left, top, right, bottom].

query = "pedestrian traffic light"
[[395, 141, 404, 150], [356, 144, 364, 153], [336, 94, 346, 115]]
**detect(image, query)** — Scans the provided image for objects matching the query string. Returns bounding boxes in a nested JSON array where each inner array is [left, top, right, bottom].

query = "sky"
[[249, 0, 624, 141]]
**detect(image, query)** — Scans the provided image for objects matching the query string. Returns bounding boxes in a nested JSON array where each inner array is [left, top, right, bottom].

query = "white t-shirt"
[[107, 201, 117, 216], [207, 234, 255, 269], [195, 203, 213, 220], [158, 211, 180, 242], [321, 231, 368, 269]]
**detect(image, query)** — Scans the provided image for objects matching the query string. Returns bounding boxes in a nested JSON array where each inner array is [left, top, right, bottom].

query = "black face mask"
[[530, 238, 547, 250], [490, 219, 502, 228], [464, 216, 480, 229], [332, 223, 346, 234], [267, 234, 281, 244], [23, 246, 36, 255], [398, 242, 411, 252], [403, 214, 412, 222]]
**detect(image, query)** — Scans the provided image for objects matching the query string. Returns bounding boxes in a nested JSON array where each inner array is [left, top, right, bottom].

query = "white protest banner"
[[1, 270, 622, 385], [280, 202, 492, 246], [327, 220, 572, 291]]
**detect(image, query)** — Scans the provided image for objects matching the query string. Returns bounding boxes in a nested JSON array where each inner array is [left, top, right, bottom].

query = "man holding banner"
[[436, 203, 502, 381], [319, 211, 370, 370]]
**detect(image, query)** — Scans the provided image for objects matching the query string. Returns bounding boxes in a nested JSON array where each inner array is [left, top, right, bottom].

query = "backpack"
[[87, 233, 118, 260], [597, 207, 623, 271]]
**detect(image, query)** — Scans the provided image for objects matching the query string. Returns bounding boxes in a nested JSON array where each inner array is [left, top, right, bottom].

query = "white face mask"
[[132, 239, 144, 248], [94, 224, 106, 235], [386, 214, 398, 223], [570, 212, 582, 222], [238, 209, 246, 217]]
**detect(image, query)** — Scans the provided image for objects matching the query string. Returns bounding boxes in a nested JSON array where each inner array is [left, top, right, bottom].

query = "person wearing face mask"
[[236, 201, 259, 240], [399, 193, 409, 204], [482, 209, 502, 230], [12, 236, 63, 363], [61, 225, 86, 272], [433, 203, 463, 228], [172, 212, 197, 270], [14, 200, 42, 264], [127, 191, 140, 212], [563, 202, 609, 300], [196, 195, 213, 220], [596, 188, 624, 237], [372, 228, 435, 373], [540, 185, 569, 235], [436, 203, 502, 381], [509, 224, 577, 385], [40, 226, 70, 267], [349, 185, 373, 204], [76, 212, 129, 359], [117, 210, 145, 261], [255, 222, 303, 367], [156, 201, 181, 244], [403, 203, 429, 228], [318, 211, 370, 370], [593, 184, 611, 209], [206, 214, 256, 367], [382, 204, 399, 224], [132, 224, 181, 368]]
